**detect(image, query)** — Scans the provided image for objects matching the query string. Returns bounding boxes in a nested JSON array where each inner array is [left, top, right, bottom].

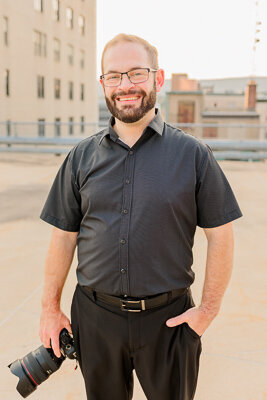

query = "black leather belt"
[[80, 285, 188, 312]]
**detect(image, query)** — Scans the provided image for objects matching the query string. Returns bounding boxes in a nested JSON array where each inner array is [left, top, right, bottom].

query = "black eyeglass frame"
[[100, 68, 158, 86]]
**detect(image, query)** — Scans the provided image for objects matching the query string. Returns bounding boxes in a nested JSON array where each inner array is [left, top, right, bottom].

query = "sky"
[[96, 0, 267, 80]]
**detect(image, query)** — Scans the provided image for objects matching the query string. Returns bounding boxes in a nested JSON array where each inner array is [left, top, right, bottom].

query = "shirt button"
[[120, 239, 126, 244], [120, 268, 127, 274], [125, 179, 130, 184], [129, 150, 133, 155], [123, 209, 128, 214]]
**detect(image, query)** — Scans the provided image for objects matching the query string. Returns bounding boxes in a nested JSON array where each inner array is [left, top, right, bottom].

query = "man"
[[39, 33, 242, 400]]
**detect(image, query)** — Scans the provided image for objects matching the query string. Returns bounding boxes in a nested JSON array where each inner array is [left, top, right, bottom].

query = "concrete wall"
[[204, 94, 245, 111]]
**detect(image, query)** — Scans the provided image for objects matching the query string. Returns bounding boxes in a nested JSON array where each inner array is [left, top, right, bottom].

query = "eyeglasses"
[[100, 68, 158, 87]]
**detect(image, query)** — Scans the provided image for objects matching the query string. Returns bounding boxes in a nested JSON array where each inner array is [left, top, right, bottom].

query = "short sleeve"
[[40, 151, 82, 232], [196, 145, 243, 228]]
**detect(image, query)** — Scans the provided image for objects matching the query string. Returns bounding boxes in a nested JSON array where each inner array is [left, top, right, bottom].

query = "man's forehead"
[[105, 66, 144, 74], [103, 42, 150, 73]]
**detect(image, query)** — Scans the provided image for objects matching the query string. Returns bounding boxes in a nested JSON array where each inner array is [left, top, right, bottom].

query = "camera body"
[[57, 327, 76, 360], [8, 328, 76, 398]]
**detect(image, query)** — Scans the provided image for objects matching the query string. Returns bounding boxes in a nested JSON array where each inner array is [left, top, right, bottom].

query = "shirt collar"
[[98, 107, 164, 146]]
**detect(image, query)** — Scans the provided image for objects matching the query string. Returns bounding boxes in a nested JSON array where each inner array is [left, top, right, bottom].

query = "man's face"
[[101, 42, 161, 123]]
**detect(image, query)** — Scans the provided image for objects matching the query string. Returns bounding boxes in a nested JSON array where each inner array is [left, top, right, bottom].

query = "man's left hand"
[[165, 306, 216, 337]]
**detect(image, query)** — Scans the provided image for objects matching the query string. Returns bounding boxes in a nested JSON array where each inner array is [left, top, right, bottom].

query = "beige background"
[[0, 153, 266, 400]]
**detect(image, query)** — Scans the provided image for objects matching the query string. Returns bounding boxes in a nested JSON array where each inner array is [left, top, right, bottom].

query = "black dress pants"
[[70, 284, 202, 400]]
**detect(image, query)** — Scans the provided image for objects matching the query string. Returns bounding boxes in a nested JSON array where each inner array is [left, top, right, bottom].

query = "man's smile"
[[115, 95, 142, 104]]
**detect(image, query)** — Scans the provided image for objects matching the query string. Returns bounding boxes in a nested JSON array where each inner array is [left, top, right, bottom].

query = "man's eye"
[[106, 75, 120, 80]]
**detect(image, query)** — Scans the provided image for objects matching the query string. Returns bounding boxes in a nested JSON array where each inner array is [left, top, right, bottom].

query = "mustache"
[[111, 90, 145, 101]]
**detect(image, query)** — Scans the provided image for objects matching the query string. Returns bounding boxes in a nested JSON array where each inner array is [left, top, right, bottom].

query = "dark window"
[[38, 118, 45, 136], [69, 117, 74, 135], [37, 75, 45, 98], [54, 118, 61, 136], [69, 81, 73, 100], [80, 83, 84, 101], [80, 116, 85, 133], [6, 120, 11, 136], [54, 79, 61, 99], [5, 69, 10, 96]]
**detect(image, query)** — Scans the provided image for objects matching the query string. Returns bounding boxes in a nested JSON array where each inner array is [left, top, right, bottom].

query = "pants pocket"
[[184, 322, 202, 339], [183, 289, 202, 339]]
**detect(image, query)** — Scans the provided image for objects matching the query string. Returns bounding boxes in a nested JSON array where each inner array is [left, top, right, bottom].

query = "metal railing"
[[0, 120, 104, 138], [0, 121, 267, 161], [171, 122, 267, 141]]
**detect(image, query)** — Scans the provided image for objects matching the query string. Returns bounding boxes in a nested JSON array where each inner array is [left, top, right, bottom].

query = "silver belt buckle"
[[120, 299, 146, 312]]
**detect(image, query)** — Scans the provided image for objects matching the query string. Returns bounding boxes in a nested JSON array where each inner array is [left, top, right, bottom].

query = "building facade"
[[166, 74, 267, 140], [0, 0, 97, 137]]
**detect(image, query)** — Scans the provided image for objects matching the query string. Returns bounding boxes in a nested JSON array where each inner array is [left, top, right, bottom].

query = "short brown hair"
[[101, 33, 159, 74]]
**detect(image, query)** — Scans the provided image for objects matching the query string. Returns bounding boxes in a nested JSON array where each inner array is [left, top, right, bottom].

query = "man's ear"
[[156, 69, 165, 93]]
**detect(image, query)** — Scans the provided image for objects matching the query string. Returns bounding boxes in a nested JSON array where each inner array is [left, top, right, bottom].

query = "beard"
[[104, 80, 157, 123]]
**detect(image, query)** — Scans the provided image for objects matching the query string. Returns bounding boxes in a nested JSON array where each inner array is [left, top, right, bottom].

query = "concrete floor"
[[0, 153, 266, 400]]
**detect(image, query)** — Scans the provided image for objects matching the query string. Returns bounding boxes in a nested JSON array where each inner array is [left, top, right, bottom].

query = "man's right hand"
[[39, 308, 72, 358]]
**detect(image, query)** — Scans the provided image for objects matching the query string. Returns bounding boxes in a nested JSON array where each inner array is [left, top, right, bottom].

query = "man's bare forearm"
[[41, 227, 78, 311], [200, 222, 234, 317]]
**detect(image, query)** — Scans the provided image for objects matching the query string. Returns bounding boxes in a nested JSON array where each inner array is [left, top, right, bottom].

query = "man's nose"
[[118, 73, 135, 89]]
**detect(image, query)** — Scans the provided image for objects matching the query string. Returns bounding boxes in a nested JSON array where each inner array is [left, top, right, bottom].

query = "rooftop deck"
[[0, 153, 266, 400]]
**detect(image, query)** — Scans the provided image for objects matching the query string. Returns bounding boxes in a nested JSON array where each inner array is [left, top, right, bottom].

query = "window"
[[37, 75, 45, 98], [68, 81, 73, 100], [4, 69, 10, 96], [80, 83, 84, 101], [53, 38, 60, 62], [80, 50, 85, 69], [38, 119, 45, 136], [54, 78, 61, 99], [6, 120, 11, 136], [67, 44, 74, 65], [66, 7, 73, 29], [203, 125, 218, 138], [34, 0, 43, 12], [52, 0, 60, 21], [80, 116, 85, 133], [33, 30, 46, 57], [78, 15, 85, 35], [3, 17, 8, 46], [177, 102, 195, 123], [69, 117, 74, 135], [54, 118, 61, 136]]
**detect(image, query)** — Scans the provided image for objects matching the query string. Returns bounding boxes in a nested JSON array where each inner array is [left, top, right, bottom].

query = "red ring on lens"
[[21, 359, 39, 386]]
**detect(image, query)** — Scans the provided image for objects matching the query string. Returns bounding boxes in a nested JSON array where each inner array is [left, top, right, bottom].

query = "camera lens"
[[8, 328, 76, 398], [8, 345, 64, 398]]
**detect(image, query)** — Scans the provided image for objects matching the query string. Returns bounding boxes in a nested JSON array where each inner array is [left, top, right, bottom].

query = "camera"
[[8, 328, 76, 398]]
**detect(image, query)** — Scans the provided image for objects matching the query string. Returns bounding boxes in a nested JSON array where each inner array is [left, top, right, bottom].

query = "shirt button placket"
[[119, 149, 135, 296]]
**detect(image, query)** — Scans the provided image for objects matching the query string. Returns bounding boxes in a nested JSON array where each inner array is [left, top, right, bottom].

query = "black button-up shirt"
[[40, 108, 242, 297]]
